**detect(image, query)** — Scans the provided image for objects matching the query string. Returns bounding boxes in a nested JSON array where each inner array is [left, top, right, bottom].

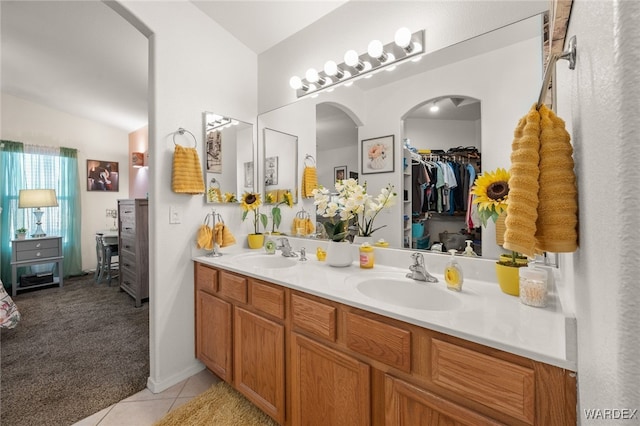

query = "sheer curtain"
[[0, 142, 82, 286]]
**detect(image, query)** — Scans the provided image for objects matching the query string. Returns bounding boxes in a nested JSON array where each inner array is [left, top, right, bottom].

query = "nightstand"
[[10, 236, 64, 297]]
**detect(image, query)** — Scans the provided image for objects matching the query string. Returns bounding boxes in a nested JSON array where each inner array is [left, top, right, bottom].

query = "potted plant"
[[471, 168, 527, 296], [266, 190, 294, 234], [16, 227, 28, 240], [240, 192, 268, 249]]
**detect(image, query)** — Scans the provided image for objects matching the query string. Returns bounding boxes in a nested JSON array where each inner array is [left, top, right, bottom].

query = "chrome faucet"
[[406, 252, 438, 283], [276, 237, 298, 257]]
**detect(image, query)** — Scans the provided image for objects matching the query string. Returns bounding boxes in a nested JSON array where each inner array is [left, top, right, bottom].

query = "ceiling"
[[0, 1, 347, 133]]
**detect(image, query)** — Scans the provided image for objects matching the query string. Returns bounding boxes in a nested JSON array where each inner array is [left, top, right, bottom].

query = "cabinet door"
[[196, 291, 232, 382], [385, 375, 502, 426], [234, 307, 285, 424], [291, 333, 370, 426]]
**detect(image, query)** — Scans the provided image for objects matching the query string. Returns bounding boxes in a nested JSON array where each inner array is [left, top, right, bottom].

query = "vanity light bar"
[[289, 29, 425, 99], [206, 116, 236, 131]]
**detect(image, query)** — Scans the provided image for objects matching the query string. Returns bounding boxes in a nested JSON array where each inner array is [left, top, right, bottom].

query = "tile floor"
[[72, 369, 220, 426]]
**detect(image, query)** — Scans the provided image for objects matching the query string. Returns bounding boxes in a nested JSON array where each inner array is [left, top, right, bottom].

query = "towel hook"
[[537, 35, 577, 109], [304, 154, 316, 166], [173, 127, 198, 148]]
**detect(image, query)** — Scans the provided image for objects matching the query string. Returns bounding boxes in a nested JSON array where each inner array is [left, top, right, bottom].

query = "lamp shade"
[[18, 189, 58, 208]]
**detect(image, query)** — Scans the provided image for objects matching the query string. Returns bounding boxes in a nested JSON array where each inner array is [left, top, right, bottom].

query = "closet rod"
[[537, 35, 577, 109]]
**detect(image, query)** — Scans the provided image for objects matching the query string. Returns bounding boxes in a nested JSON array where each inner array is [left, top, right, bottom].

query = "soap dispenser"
[[463, 240, 478, 257], [444, 249, 463, 291]]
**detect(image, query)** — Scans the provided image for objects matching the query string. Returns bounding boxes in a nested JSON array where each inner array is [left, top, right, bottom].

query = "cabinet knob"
[[36, 243, 41, 248], [36, 252, 41, 257]]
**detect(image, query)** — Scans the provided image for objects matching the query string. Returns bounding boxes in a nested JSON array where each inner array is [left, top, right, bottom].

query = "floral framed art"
[[361, 135, 394, 174]]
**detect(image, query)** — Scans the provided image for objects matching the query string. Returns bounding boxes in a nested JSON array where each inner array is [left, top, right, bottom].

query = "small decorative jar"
[[519, 263, 548, 307], [359, 243, 374, 269]]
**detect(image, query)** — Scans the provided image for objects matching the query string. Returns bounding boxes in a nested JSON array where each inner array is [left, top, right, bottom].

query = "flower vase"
[[325, 241, 353, 267], [247, 234, 265, 249], [352, 236, 373, 245], [495, 262, 520, 296]]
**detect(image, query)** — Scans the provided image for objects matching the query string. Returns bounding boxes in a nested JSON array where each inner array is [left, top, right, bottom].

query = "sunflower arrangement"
[[241, 192, 268, 234], [267, 190, 294, 233], [224, 192, 237, 203], [471, 168, 510, 226]]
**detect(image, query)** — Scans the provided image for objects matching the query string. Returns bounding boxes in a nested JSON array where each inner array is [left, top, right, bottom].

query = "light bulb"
[[395, 27, 412, 48], [324, 60, 338, 76], [430, 103, 440, 112], [344, 50, 360, 67], [367, 40, 384, 59], [289, 76, 302, 90], [306, 68, 319, 83]]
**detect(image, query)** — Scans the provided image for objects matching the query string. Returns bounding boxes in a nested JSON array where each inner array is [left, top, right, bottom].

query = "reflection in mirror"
[[257, 14, 544, 260], [316, 103, 358, 186], [203, 112, 254, 203], [402, 96, 482, 255], [263, 128, 298, 205]]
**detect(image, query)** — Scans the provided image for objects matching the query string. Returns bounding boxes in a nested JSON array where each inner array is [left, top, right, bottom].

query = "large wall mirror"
[[203, 112, 254, 203], [256, 14, 544, 260]]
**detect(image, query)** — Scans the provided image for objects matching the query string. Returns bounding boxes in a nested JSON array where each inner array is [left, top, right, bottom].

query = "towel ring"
[[296, 208, 310, 219], [209, 178, 220, 189], [304, 154, 316, 167], [173, 127, 197, 148]]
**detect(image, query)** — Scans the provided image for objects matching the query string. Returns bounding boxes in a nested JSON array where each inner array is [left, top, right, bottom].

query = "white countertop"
[[193, 242, 576, 371]]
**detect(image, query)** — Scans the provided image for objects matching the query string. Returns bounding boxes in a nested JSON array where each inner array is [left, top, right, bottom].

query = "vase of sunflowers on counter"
[[241, 192, 268, 249]]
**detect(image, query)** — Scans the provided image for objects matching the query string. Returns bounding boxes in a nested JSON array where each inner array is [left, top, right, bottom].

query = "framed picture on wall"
[[87, 160, 119, 191], [349, 171, 359, 181], [206, 130, 222, 173], [361, 135, 394, 174], [265, 156, 278, 186], [334, 166, 347, 182]]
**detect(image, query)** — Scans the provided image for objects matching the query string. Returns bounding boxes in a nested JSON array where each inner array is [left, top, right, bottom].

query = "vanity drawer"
[[196, 263, 218, 295], [291, 293, 336, 342], [15, 247, 60, 261], [431, 339, 535, 424], [345, 312, 411, 372], [250, 279, 285, 320], [219, 271, 247, 304], [15, 238, 59, 252]]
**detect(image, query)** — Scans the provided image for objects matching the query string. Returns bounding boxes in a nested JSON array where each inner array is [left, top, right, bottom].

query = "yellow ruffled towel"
[[172, 144, 205, 194], [504, 104, 578, 257], [196, 223, 214, 250], [302, 166, 318, 198], [291, 217, 315, 236], [214, 222, 236, 248]]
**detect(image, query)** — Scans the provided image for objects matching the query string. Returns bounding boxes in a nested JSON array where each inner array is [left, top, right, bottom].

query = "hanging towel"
[[503, 105, 541, 257], [172, 144, 205, 194], [504, 104, 578, 258], [302, 166, 318, 198], [535, 105, 578, 253], [221, 224, 236, 247], [291, 217, 314, 236], [196, 224, 214, 250]]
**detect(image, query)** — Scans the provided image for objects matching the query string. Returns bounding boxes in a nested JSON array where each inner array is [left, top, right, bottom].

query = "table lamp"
[[18, 189, 59, 238]]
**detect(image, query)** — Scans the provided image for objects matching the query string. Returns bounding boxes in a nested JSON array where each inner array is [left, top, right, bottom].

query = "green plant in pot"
[[16, 227, 27, 239], [471, 168, 526, 296]]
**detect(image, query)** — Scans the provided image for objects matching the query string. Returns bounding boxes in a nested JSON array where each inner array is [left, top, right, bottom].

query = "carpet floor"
[[0, 274, 149, 426], [154, 381, 278, 426]]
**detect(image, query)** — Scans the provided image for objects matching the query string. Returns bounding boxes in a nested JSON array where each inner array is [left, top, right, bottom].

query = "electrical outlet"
[[169, 206, 181, 224]]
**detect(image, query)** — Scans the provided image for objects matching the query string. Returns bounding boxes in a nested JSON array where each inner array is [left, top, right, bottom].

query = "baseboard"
[[146, 360, 205, 394]]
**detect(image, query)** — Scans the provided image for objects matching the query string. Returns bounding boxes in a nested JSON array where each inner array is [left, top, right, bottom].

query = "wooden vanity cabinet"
[[194, 263, 286, 424], [194, 262, 576, 426]]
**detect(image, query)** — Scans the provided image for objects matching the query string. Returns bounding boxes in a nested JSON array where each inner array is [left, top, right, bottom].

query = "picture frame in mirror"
[[335, 166, 347, 182], [361, 135, 394, 174]]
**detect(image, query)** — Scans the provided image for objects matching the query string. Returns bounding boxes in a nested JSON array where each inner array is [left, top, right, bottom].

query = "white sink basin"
[[351, 274, 462, 311], [232, 253, 298, 269]]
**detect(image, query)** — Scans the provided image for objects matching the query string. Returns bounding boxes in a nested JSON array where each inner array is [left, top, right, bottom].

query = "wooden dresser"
[[118, 199, 149, 307]]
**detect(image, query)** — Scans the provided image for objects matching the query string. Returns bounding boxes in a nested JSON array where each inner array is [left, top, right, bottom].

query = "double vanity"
[[193, 240, 576, 425]]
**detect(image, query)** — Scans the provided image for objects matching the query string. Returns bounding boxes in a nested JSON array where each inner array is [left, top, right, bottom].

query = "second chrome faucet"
[[406, 252, 438, 283]]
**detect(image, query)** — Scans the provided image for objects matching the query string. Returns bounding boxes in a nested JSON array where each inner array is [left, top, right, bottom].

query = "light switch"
[[169, 206, 181, 224]]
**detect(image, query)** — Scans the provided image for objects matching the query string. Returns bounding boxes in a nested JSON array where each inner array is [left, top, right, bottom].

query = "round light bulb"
[[305, 68, 319, 83], [395, 27, 412, 48], [344, 50, 360, 67], [324, 60, 338, 76], [430, 104, 440, 112], [289, 76, 302, 90], [367, 40, 384, 59]]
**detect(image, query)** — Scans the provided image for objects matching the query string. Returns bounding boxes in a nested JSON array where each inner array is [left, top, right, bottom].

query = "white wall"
[[405, 118, 480, 151], [1, 93, 130, 272], [557, 0, 640, 421], [112, 0, 257, 392]]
